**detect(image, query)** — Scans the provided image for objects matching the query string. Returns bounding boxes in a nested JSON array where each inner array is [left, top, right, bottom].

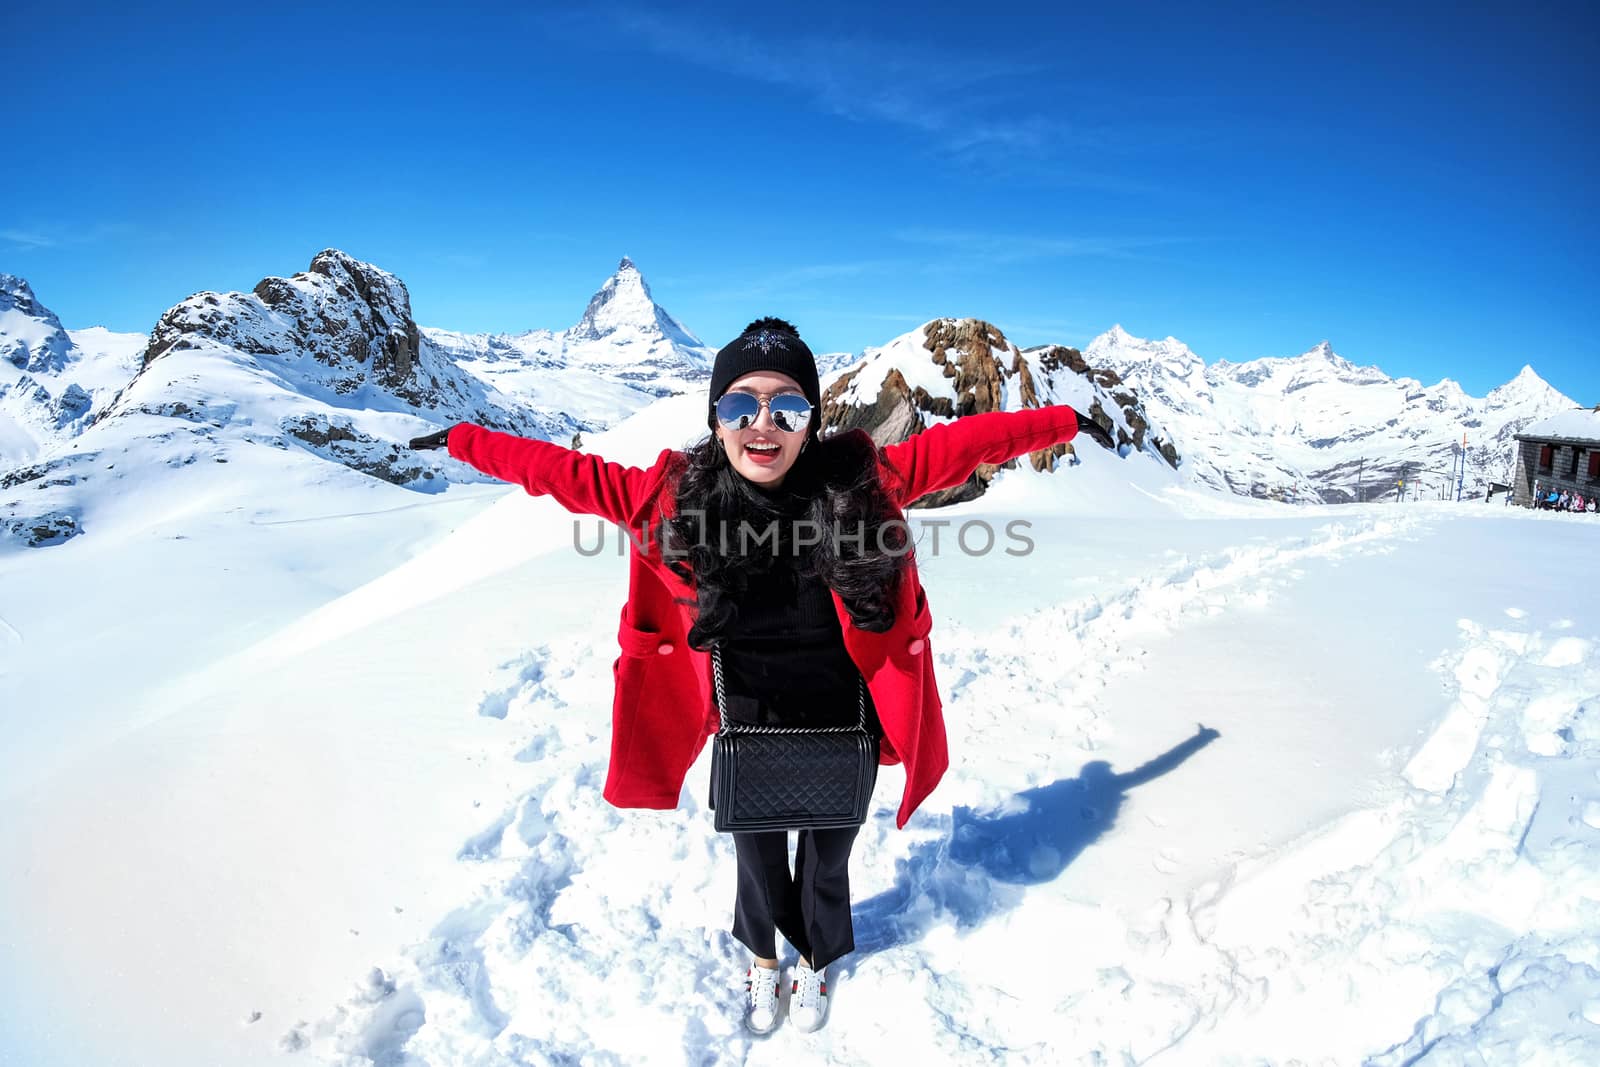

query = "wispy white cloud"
[[683, 225, 1194, 305], [896, 227, 1197, 266], [1, 222, 136, 252], [1, 229, 58, 250], [588, 8, 1084, 162], [543, 9, 1244, 198]]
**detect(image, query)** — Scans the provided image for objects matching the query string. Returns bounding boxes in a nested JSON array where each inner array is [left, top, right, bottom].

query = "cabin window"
[[1589, 451, 1600, 480], [1538, 444, 1553, 473]]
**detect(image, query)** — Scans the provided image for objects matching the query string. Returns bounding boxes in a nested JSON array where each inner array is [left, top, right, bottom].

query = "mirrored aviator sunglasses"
[[714, 392, 814, 433]]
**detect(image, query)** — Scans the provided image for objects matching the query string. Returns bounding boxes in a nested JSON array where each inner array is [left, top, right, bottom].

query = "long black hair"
[[664, 359, 908, 651]]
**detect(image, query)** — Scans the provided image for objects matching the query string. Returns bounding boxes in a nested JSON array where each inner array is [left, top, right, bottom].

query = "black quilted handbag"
[[707, 644, 879, 833]]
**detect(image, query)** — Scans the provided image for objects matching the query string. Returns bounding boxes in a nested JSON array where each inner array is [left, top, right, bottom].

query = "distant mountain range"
[[1086, 325, 1574, 502], [0, 251, 1579, 546]]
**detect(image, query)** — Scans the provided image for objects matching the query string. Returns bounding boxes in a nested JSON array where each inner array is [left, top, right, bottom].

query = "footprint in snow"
[[1152, 848, 1183, 874]]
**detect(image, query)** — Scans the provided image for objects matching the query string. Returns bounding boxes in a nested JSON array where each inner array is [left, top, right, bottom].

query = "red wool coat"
[[446, 404, 1080, 828]]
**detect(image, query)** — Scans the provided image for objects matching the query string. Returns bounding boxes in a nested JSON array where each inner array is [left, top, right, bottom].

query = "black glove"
[[408, 427, 450, 450], [1072, 409, 1116, 450]]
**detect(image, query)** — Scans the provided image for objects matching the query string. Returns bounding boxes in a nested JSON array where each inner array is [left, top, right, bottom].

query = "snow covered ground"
[[1, 399, 1597, 1066]]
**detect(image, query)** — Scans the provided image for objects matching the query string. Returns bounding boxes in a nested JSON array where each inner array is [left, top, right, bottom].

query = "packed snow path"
[[289, 508, 1600, 1065]]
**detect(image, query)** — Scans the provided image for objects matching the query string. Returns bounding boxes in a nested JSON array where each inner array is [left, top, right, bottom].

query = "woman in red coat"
[[412, 317, 1089, 1034]]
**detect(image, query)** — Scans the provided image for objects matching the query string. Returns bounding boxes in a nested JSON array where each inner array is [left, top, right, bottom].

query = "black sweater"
[[715, 488, 881, 737]]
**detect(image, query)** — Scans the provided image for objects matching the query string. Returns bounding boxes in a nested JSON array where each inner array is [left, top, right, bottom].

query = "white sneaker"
[[788, 960, 828, 1032], [744, 964, 781, 1034]]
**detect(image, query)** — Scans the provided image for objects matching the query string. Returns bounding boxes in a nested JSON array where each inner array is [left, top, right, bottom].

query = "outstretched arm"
[[412, 422, 654, 525], [881, 404, 1088, 507]]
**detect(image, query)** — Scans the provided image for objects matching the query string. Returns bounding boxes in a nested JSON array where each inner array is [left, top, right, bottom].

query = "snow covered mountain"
[[0, 250, 550, 548], [9, 249, 1567, 555], [422, 257, 716, 429], [1088, 325, 1576, 502], [0, 274, 145, 465], [820, 317, 1180, 507]]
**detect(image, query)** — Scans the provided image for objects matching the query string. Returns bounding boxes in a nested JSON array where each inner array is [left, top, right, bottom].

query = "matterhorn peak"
[[568, 257, 704, 348]]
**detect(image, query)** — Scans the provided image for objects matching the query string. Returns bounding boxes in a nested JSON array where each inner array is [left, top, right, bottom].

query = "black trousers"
[[731, 825, 861, 971]]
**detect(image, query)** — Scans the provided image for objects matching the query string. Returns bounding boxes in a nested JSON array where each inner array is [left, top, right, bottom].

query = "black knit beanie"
[[707, 317, 822, 439]]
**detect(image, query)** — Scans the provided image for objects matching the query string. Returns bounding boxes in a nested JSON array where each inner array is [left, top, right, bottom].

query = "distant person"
[[407, 317, 1103, 1033]]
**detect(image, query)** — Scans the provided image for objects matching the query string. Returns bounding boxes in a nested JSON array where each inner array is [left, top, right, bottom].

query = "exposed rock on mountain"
[[1, 250, 546, 548], [819, 317, 1179, 508], [1, 275, 145, 468], [1, 273, 72, 375], [118, 249, 480, 415]]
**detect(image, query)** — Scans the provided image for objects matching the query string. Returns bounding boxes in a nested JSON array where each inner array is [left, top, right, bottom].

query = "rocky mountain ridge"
[[819, 317, 1178, 507], [0, 250, 547, 546]]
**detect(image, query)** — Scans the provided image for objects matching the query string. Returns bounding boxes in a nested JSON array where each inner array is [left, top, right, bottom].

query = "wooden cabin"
[[1512, 406, 1600, 507]]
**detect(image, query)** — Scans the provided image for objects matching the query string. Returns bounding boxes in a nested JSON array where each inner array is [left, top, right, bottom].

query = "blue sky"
[[4, 1, 1595, 401]]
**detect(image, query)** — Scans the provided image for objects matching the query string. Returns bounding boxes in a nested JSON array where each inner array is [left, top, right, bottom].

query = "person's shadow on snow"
[[847, 724, 1220, 965]]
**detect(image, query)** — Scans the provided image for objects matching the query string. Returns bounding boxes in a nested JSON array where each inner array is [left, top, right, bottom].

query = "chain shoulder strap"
[[712, 644, 867, 737]]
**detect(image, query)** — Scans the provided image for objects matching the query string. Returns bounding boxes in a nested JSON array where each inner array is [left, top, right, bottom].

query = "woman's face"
[[714, 371, 809, 488]]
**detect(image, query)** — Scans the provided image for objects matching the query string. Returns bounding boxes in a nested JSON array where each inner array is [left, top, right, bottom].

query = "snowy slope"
[[266, 506, 1600, 1065], [1089, 325, 1576, 502], [423, 257, 717, 427], [2, 366, 1595, 1066], [0, 274, 145, 464]]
